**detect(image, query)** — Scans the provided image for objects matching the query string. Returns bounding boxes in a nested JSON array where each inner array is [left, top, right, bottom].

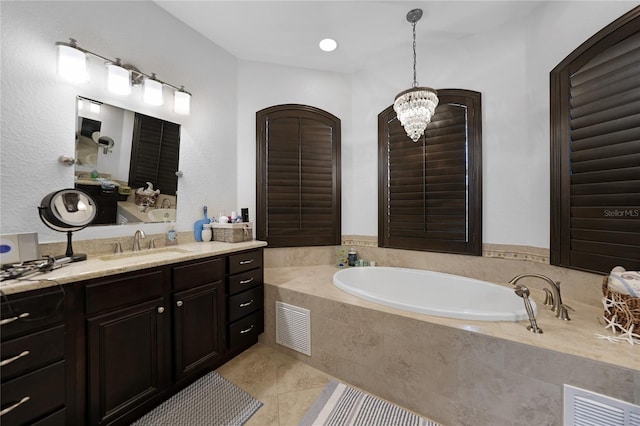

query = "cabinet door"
[[86, 298, 167, 426], [173, 282, 225, 381]]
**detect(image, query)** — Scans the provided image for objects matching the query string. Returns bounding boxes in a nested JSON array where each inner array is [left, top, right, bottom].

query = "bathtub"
[[333, 267, 535, 321]]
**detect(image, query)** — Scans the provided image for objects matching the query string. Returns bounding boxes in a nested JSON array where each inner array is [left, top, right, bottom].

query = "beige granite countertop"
[[0, 240, 267, 295], [264, 265, 639, 372]]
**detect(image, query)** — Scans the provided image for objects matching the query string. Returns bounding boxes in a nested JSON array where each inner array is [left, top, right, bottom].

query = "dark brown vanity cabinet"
[[84, 269, 169, 426], [227, 250, 264, 352], [80, 254, 231, 425], [172, 257, 225, 382], [0, 287, 68, 426], [75, 183, 118, 225]]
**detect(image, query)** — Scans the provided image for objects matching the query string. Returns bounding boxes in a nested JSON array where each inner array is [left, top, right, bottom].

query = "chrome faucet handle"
[[557, 304, 573, 321], [113, 242, 122, 254], [514, 285, 543, 334], [542, 288, 554, 307], [149, 238, 163, 249]]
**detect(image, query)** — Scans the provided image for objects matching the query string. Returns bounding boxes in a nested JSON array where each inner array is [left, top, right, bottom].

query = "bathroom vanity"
[[0, 241, 265, 426]]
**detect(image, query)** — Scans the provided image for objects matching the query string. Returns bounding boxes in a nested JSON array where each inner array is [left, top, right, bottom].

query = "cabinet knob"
[[176, 300, 183, 307], [157, 307, 165, 314]]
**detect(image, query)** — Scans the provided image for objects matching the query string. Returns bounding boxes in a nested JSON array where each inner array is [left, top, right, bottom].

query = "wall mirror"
[[74, 96, 181, 226]]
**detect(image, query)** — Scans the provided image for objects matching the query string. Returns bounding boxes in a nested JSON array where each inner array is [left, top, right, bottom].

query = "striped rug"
[[299, 380, 441, 426], [131, 372, 262, 426]]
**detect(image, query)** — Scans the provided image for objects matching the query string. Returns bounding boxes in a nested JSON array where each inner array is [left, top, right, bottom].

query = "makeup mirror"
[[38, 188, 97, 261]]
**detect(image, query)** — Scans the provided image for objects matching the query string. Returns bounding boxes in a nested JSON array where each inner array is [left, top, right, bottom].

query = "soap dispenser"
[[166, 226, 178, 246]]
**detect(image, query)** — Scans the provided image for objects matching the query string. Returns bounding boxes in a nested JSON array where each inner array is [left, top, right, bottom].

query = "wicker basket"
[[134, 192, 158, 206], [211, 223, 253, 243], [602, 276, 640, 330]]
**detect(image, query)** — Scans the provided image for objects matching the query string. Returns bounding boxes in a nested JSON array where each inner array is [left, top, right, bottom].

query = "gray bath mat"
[[131, 371, 262, 426], [299, 380, 440, 426]]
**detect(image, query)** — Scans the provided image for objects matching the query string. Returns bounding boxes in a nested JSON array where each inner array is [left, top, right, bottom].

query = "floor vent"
[[275, 301, 311, 356], [564, 384, 640, 426]]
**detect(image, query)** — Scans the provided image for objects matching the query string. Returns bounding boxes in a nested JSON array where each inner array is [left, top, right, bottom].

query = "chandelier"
[[393, 9, 438, 142]]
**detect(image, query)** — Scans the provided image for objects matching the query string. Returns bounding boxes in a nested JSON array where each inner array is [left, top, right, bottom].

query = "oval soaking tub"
[[333, 267, 535, 321]]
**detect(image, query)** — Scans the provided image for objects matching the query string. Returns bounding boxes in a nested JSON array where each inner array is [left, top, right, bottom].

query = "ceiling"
[[155, 1, 543, 74]]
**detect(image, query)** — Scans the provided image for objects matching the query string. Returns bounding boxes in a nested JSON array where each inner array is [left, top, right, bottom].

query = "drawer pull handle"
[[239, 278, 254, 285], [240, 325, 254, 334], [176, 301, 183, 307], [0, 396, 30, 417], [239, 300, 254, 308], [157, 307, 165, 314], [0, 312, 30, 326], [0, 350, 30, 367], [239, 259, 254, 265]]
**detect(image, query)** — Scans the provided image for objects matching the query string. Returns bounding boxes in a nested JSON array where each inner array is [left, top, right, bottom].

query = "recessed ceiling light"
[[319, 38, 338, 52]]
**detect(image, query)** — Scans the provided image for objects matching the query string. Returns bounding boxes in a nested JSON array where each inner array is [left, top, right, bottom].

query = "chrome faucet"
[[508, 273, 571, 321], [133, 229, 146, 252], [161, 198, 171, 209]]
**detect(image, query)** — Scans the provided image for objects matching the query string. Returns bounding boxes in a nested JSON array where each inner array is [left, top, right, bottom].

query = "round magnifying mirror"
[[39, 188, 97, 261]]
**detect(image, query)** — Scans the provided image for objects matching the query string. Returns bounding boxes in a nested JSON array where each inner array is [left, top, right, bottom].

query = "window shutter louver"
[[129, 114, 180, 197], [379, 90, 482, 255], [551, 7, 640, 273], [257, 105, 341, 247]]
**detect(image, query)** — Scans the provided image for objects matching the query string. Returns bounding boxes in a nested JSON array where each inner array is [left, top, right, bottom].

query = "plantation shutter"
[[551, 8, 640, 273], [378, 89, 482, 255], [256, 104, 341, 247], [129, 114, 180, 196]]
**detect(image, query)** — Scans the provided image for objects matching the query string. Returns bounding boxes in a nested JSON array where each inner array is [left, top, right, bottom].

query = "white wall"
[[1, 1, 637, 250], [1, 1, 238, 242]]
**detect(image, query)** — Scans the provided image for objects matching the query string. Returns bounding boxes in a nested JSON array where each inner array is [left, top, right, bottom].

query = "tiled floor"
[[216, 343, 333, 425]]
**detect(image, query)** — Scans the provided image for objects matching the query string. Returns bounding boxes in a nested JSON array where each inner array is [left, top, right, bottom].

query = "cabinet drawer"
[[31, 407, 66, 426], [173, 257, 223, 291], [228, 250, 263, 275], [1, 326, 64, 382], [85, 269, 164, 315], [228, 310, 263, 350], [0, 289, 65, 341], [228, 268, 263, 295], [0, 361, 65, 426], [228, 286, 263, 323]]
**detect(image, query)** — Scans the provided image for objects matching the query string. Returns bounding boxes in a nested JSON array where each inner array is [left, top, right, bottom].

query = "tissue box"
[[211, 222, 253, 243]]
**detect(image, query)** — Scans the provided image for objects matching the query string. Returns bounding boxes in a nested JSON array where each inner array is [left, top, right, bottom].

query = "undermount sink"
[[147, 208, 176, 222], [97, 246, 192, 261]]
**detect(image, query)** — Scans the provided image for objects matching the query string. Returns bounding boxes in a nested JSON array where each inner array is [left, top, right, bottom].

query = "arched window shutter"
[[551, 7, 640, 273]]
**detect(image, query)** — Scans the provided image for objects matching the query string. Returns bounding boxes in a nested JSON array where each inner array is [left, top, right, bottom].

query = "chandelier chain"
[[412, 22, 418, 87]]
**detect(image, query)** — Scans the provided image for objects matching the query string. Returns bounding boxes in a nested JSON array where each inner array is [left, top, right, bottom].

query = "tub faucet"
[[161, 198, 171, 209], [508, 273, 571, 321], [133, 229, 146, 252]]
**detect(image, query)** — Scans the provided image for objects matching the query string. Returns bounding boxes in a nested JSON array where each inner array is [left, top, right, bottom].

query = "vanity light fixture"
[[393, 9, 439, 142], [106, 59, 131, 96], [143, 73, 163, 106], [55, 38, 192, 114], [56, 39, 88, 83], [77, 97, 101, 113], [174, 86, 191, 115]]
